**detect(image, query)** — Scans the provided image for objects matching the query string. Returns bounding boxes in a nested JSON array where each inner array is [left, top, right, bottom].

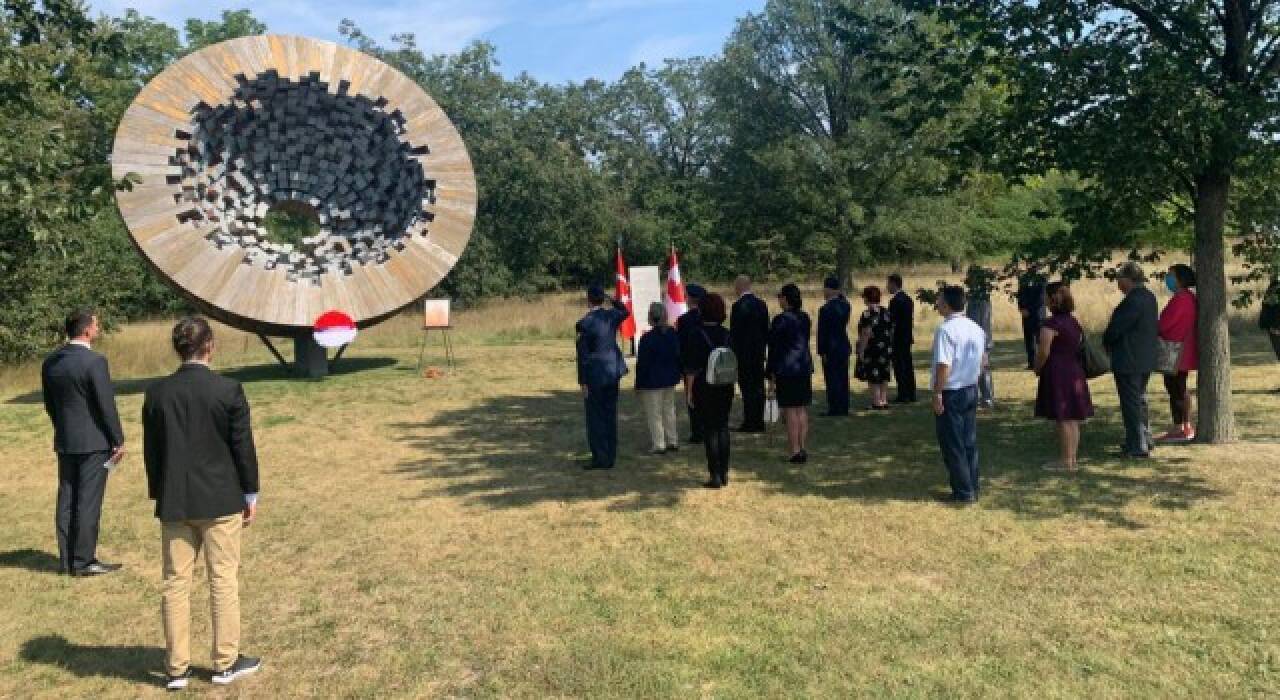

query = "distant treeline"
[[3, 1, 1276, 363]]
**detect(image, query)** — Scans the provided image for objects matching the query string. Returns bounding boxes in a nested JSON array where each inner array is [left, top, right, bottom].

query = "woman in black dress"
[[766, 283, 814, 463], [855, 285, 895, 410], [682, 293, 735, 488]]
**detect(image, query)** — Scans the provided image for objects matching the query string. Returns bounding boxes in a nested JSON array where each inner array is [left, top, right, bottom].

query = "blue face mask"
[[1166, 274, 1178, 293]]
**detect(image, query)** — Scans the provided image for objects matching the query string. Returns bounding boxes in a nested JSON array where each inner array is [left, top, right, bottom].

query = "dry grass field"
[[2, 268, 1279, 698]]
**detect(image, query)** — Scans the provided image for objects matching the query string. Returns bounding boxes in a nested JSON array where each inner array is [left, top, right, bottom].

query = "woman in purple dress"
[[1034, 282, 1094, 471]]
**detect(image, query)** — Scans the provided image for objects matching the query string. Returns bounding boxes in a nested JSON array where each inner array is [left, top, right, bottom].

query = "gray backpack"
[[701, 329, 738, 386]]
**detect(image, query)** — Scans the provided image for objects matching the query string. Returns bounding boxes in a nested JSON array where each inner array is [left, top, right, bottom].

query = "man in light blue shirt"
[[930, 286, 987, 504]]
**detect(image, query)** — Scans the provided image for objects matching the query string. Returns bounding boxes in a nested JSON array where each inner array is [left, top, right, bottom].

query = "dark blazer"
[[1261, 280, 1280, 331], [1103, 285, 1159, 374], [1017, 280, 1046, 314], [729, 293, 769, 365], [677, 308, 703, 374], [766, 310, 814, 379], [635, 326, 682, 390], [143, 364, 260, 522], [817, 295, 853, 358], [576, 303, 630, 387], [889, 290, 915, 348], [41, 344, 124, 455]]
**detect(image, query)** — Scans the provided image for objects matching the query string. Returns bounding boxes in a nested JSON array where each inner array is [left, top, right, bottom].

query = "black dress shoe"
[[72, 561, 122, 577], [788, 450, 808, 464], [702, 478, 723, 489], [735, 426, 766, 434], [583, 463, 614, 471]]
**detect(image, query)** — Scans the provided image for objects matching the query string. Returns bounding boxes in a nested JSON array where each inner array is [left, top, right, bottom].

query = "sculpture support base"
[[293, 335, 328, 378]]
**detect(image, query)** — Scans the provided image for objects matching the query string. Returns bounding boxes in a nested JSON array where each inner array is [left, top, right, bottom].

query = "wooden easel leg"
[[416, 330, 429, 372], [443, 330, 455, 368]]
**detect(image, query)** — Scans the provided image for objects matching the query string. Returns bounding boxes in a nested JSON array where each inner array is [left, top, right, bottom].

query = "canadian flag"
[[665, 247, 688, 324], [615, 246, 636, 340]]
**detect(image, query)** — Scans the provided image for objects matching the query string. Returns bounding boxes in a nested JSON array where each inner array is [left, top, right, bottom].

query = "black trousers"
[[696, 384, 733, 483], [822, 355, 850, 415], [687, 397, 704, 442], [1114, 372, 1153, 455], [1163, 372, 1191, 425], [1270, 331, 1280, 361], [56, 451, 112, 572], [1022, 315, 1042, 367], [892, 345, 916, 402], [584, 383, 620, 468], [737, 362, 766, 430]]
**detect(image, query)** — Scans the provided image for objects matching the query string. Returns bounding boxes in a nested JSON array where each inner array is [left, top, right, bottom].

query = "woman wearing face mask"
[[1157, 264, 1199, 442]]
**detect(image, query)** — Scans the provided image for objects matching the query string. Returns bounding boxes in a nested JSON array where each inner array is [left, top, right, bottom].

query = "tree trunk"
[[1193, 167, 1236, 443], [835, 242, 854, 292]]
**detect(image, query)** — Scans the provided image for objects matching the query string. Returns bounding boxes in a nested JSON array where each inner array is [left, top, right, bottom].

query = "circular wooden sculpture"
[[111, 35, 476, 336]]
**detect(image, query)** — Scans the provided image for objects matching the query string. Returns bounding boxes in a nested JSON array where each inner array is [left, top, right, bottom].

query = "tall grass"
[[0, 261, 1267, 398]]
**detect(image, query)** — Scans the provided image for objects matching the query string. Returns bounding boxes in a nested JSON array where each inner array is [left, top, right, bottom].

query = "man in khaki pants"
[[143, 317, 262, 691]]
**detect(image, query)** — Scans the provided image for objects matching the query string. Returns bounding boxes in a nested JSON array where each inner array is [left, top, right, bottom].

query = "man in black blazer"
[[887, 274, 917, 403], [677, 284, 707, 443], [1017, 270, 1047, 369], [576, 285, 631, 470], [143, 317, 262, 689], [1104, 262, 1160, 458], [730, 276, 769, 432], [817, 276, 853, 416], [41, 309, 125, 577]]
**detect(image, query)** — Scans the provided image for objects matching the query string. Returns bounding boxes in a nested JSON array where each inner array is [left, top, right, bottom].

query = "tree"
[[930, 1, 1280, 443], [711, 0, 981, 286], [184, 9, 265, 51]]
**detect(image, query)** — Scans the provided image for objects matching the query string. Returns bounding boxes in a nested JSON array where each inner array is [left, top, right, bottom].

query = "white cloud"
[[87, 0, 508, 53]]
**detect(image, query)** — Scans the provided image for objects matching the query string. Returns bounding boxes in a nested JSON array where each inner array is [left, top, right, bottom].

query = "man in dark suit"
[[41, 308, 125, 577], [887, 274, 917, 403], [817, 276, 853, 416], [676, 284, 707, 443], [730, 276, 769, 432], [1103, 262, 1160, 458], [576, 285, 631, 470], [143, 316, 262, 690], [1017, 270, 1047, 369]]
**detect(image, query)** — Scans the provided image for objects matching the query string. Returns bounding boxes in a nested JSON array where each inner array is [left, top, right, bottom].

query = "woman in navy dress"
[[766, 283, 814, 464], [1034, 282, 1094, 471]]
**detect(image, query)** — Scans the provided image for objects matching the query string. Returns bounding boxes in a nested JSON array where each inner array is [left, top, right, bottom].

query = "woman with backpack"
[[767, 283, 814, 464], [1033, 282, 1094, 471], [682, 293, 736, 488]]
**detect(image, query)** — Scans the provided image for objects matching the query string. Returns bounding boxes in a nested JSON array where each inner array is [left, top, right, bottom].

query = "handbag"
[[1079, 330, 1110, 379], [764, 397, 780, 424], [1156, 339, 1183, 375]]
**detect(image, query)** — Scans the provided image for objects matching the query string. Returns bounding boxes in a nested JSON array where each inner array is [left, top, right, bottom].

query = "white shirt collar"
[[68, 340, 91, 349]]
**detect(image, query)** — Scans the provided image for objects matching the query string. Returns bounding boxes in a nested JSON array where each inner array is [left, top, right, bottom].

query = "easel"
[[416, 299, 455, 371], [416, 326, 455, 370]]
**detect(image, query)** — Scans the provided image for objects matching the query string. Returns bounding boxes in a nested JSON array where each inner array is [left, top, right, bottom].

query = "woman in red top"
[[1157, 264, 1199, 442]]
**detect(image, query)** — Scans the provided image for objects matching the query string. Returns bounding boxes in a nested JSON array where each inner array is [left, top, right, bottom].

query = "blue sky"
[[88, 0, 766, 84]]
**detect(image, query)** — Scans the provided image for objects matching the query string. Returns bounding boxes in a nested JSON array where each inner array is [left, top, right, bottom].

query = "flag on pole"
[[665, 246, 688, 324], [615, 246, 636, 340]]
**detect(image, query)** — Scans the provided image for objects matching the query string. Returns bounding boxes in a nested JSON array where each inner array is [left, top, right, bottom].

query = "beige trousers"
[[161, 514, 242, 676], [638, 388, 679, 451]]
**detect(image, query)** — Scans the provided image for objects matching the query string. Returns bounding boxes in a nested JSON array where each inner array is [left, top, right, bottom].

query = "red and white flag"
[[665, 247, 688, 323], [313, 310, 357, 348], [615, 246, 636, 340]]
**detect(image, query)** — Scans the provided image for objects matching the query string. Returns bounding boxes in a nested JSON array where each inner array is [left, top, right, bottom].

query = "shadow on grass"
[[389, 381, 1223, 527], [5, 356, 399, 405], [19, 634, 171, 687], [0, 548, 62, 573]]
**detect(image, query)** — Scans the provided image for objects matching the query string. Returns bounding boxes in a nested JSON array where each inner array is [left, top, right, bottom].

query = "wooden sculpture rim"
[[111, 35, 477, 336]]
